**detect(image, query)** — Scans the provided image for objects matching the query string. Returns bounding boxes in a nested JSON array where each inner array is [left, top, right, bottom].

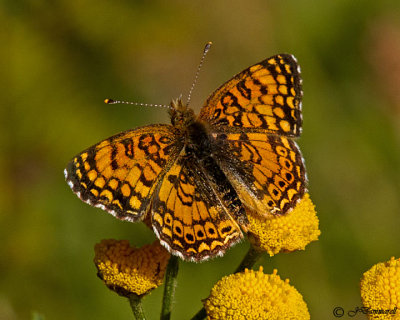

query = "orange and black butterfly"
[[65, 49, 306, 262]]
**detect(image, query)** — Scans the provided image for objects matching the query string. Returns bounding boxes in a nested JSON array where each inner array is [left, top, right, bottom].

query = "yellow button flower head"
[[204, 267, 310, 320], [247, 193, 320, 256], [360, 257, 400, 319], [94, 239, 170, 297]]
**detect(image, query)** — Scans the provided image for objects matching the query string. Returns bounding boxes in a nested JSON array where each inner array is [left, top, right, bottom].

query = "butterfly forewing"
[[198, 54, 303, 137], [65, 124, 183, 221]]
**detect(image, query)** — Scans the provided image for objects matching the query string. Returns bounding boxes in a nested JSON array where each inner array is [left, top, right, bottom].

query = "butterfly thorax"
[[168, 98, 248, 228], [169, 98, 209, 155], [168, 98, 209, 156]]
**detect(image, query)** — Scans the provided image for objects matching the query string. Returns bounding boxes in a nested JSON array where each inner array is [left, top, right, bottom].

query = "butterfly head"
[[169, 97, 195, 129]]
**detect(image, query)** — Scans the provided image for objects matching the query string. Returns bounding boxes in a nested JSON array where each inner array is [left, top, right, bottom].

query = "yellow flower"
[[94, 239, 170, 297], [360, 257, 400, 319], [204, 267, 310, 320], [247, 193, 320, 256]]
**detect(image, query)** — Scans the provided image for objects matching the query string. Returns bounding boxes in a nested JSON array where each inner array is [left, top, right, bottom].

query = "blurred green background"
[[2, 0, 400, 319]]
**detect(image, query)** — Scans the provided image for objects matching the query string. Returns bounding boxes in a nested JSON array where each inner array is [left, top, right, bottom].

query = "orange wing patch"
[[65, 124, 183, 221], [198, 54, 303, 137], [152, 153, 243, 262]]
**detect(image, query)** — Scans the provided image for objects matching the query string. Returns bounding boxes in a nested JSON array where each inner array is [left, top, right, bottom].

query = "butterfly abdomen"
[[186, 120, 248, 227]]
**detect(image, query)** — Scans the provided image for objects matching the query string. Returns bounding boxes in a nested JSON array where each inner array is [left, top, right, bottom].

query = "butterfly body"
[[65, 53, 307, 261]]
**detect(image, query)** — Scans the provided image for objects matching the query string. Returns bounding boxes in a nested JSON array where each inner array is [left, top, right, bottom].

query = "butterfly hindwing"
[[65, 124, 183, 221], [211, 131, 307, 215], [151, 154, 243, 262], [198, 54, 303, 136]]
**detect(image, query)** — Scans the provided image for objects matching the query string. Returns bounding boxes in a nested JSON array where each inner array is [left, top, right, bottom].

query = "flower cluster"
[[204, 267, 310, 320], [94, 239, 170, 297], [360, 256, 400, 319], [247, 193, 320, 256]]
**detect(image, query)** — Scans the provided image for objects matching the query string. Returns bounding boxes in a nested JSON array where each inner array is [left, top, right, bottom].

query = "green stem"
[[191, 307, 207, 320], [234, 244, 264, 273], [161, 255, 179, 320], [128, 294, 146, 320], [190, 245, 264, 320]]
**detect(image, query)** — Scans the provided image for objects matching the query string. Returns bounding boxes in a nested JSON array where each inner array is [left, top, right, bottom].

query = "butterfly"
[[65, 52, 307, 262]]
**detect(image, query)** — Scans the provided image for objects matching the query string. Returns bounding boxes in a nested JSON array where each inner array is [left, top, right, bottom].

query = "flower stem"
[[161, 255, 179, 320], [190, 245, 264, 320], [128, 294, 146, 320], [234, 244, 264, 273], [191, 307, 207, 320]]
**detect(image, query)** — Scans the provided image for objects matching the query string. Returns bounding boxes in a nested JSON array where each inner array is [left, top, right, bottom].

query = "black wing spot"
[[186, 233, 194, 241]]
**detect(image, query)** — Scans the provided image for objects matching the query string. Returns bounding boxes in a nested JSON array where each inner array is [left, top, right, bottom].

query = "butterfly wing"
[[151, 154, 243, 262], [211, 132, 307, 216], [65, 124, 183, 221], [198, 54, 306, 216], [198, 54, 303, 137]]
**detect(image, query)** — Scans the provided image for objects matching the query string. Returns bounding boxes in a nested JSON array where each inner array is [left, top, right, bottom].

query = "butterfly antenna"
[[104, 99, 171, 109], [186, 41, 213, 106]]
